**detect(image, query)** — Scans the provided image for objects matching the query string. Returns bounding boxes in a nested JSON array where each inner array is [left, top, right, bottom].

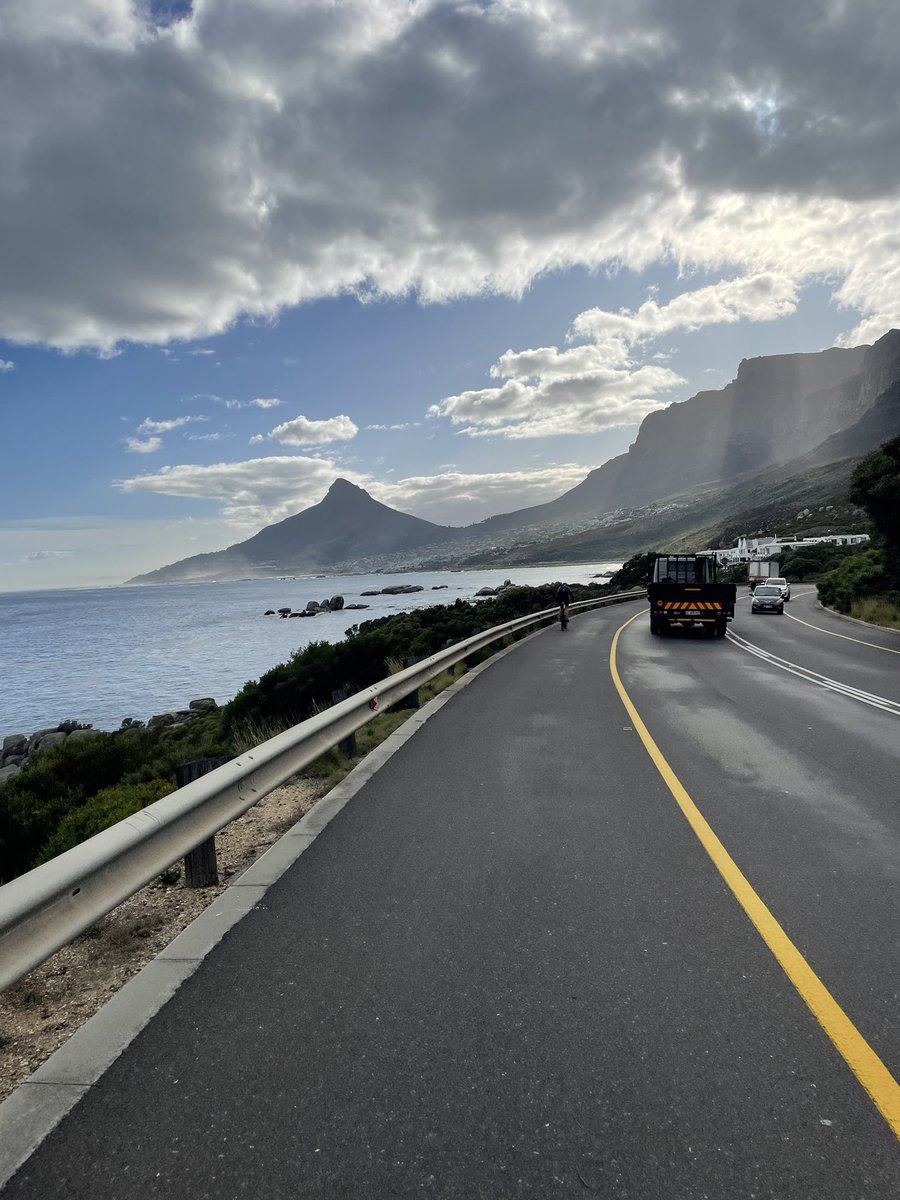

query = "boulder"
[[344, 603, 370, 610], [380, 584, 424, 595], [264, 609, 276, 615], [31, 730, 68, 755], [189, 698, 218, 713], [2, 754, 24, 767], [328, 595, 345, 611], [27, 727, 58, 752], [0, 764, 20, 784], [147, 712, 177, 729], [475, 587, 497, 596], [66, 728, 103, 743], [432, 585, 448, 590], [306, 600, 321, 612], [360, 590, 380, 596], [3, 734, 27, 754]]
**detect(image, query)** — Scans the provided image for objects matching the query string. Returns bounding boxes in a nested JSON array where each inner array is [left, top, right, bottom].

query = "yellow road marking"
[[785, 610, 900, 655], [610, 611, 900, 1138]]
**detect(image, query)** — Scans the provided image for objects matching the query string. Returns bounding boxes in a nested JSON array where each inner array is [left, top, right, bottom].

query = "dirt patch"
[[0, 775, 327, 1104]]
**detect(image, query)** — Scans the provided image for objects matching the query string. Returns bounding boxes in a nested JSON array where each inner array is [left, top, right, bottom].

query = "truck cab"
[[648, 553, 736, 638]]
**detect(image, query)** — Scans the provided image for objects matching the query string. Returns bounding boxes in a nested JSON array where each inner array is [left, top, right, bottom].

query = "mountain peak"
[[327, 477, 365, 495]]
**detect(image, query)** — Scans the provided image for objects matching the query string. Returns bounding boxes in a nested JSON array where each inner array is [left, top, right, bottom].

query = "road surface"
[[2, 590, 898, 1197]]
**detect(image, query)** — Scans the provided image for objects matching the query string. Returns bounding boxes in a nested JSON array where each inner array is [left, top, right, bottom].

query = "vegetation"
[[1, 581, 602, 882], [815, 436, 900, 624]]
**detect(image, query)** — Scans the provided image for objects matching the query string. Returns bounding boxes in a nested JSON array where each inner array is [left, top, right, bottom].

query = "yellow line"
[[785, 610, 900, 655], [610, 611, 900, 1138]]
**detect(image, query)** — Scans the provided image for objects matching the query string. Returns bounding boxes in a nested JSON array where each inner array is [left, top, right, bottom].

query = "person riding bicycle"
[[556, 582, 573, 625]]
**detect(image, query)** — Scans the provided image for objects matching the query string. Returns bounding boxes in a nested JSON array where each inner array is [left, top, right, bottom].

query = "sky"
[[2, 0, 900, 591]]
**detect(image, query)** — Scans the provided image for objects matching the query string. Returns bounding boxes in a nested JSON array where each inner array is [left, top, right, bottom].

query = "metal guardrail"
[[0, 588, 645, 991]]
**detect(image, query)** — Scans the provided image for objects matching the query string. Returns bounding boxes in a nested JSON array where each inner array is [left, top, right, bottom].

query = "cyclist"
[[556, 581, 573, 628]]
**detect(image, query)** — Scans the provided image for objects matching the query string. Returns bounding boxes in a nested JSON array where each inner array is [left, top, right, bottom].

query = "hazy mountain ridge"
[[127, 331, 900, 584]]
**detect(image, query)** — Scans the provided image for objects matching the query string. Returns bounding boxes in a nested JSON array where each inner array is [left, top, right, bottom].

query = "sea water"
[[0, 563, 619, 733]]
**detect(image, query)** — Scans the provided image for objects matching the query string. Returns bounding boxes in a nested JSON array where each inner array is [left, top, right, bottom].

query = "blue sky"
[[2, 1, 899, 590]]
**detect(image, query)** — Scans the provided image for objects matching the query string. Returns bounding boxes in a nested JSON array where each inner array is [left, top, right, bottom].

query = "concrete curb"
[[0, 621, 553, 1189]]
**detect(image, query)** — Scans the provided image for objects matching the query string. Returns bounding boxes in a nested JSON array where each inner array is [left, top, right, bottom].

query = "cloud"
[[25, 548, 73, 561], [116, 453, 596, 529], [213, 396, 284, 410], [138, 415, 206, 434], [2, 1, 900, 352], [570, 273, 799, 344], [125, 436, 163, 453], [366, 422, 412, 431], [0, 359, 14, 372], [429, 272, 806, 438], [117, 454, 354, 530], [188, 348, 215, 356], [267, 414, 359, 447]]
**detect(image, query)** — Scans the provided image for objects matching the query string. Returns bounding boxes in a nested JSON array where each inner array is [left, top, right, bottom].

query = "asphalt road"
[[3, 592, 899, 1198]]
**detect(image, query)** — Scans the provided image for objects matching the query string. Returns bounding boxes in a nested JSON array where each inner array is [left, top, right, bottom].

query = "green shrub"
[[816, 548, 889, 613], [37, 779, 177, 864]]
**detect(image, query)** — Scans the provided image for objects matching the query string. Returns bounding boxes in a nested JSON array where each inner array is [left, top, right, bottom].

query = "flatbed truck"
[[648, 553, 736, 638]]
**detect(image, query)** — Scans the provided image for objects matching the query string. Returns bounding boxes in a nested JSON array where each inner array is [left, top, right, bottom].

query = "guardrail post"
[[331, 687, 358, 755], [397, 655, 424, 709], [174, 758, 228, 887]]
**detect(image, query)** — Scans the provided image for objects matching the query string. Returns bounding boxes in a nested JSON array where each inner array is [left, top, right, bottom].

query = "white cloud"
[[212, 396, 284, 410], [125, 435, 163, 453], [430, 272, 808, 438], [116, 454, 597, 530], [2, 2, 900, 352], [366, 422, 412, 431], [371, 466, 596, 525], [0, 359, 14, 372], [24, 548, 73, 561], [188, 348, 215, 356], [138, 415, 205, 434], [267, 414, 359, 446], [570, 274, 798, 344]]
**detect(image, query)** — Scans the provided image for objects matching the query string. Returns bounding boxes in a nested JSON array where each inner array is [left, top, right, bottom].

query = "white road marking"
[[725, 630, 900, 717]]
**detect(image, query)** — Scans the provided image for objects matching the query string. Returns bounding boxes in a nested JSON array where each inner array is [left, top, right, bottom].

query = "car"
[[751, 585, 784, 614], [767, 576, 791, 601]]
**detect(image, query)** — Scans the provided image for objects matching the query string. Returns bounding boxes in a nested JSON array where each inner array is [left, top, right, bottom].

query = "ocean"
[[0, 563, 620, 735]]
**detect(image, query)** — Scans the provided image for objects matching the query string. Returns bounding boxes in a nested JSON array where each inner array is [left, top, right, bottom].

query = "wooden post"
[[174, 757, 228, 887], [397, 656, 422, 709], [331, 687, 357, 756]]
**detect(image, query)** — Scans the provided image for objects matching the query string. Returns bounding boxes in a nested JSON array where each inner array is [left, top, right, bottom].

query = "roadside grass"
[[849, 596, 900, 630]]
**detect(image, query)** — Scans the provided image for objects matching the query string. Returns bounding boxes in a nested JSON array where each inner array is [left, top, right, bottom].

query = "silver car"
[[767, 576, 791, 601], [751, 585, 784, 614]]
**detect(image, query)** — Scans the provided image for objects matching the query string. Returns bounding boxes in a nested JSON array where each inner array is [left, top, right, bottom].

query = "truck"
[[647, 553, 736, 638], [747, 560, 777, 591]]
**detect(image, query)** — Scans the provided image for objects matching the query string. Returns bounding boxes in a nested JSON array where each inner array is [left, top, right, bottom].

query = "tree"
[[849, 435, 900, 585]]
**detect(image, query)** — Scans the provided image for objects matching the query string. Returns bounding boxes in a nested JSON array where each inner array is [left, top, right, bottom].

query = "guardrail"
[[0, 588, 645, 991]]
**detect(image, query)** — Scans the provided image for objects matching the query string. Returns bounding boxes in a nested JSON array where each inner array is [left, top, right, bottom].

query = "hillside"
[[127, 479, 456, 585]]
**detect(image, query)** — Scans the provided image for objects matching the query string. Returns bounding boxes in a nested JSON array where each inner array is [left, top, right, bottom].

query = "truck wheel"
[[650, 613, 660, 635], [716, 617, 727, 637]]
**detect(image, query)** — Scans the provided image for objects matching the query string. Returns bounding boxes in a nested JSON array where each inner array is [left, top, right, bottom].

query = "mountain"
[[126, 479, 455, 584], [127, 331, 900, 584]]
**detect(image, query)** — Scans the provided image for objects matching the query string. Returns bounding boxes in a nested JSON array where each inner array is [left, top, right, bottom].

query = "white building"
[[713, 532, 869, 565]]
